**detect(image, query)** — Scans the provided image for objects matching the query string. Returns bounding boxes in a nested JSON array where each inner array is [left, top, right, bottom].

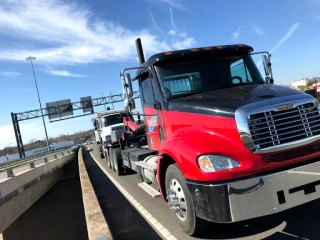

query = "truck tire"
[[112, 148, 123, 176], [106, 150, 112, 169], [109, 148, 114, 170], [165, 164, 207, 236], [99, 145, 104, 159]]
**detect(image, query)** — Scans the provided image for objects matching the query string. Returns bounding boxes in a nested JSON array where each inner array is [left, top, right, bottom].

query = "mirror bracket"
[[153, 100, 161, 110]]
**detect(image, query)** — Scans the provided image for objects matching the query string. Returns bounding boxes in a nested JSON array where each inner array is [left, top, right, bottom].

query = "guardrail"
[[0, 147, 74, 169], [0, 149, 73, 180]]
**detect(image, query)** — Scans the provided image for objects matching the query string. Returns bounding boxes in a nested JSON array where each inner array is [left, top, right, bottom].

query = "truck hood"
[[101, 123, 124, 136], [168, 84, 308, 118]]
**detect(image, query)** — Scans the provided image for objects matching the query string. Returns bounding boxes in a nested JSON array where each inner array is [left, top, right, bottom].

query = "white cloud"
[[314, 16, 320, 22], [256, 22, 300, 67], [0, 70, 20, 77], [46, 69, 86, 78], [169, 29, 176, 35], [254, 26, 266, 36], [154, 0, 189, 12], [232, 26, 243, 40], [0, 124, 15, 149], [149, 11, 163, 33], [170, 7, 175, 29], [172, 38, 196, 49], [270, 22, 300, 53], [0, 0, 195, 65]]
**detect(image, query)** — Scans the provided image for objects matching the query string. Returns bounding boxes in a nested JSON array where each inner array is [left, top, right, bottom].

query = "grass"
[[0, 149, 68, 170]]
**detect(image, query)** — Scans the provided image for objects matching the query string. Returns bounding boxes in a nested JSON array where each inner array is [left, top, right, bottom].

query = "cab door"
[[139, 71, 164, 151]]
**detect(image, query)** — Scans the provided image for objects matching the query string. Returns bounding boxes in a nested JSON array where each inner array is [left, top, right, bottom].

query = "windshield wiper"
[[233, 82, 258, 86], [171, 90, 204, 99], [172, 90, 203, 97]]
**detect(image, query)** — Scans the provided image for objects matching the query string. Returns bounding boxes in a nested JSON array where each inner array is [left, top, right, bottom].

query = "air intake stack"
[[135, 38, 145, 65]]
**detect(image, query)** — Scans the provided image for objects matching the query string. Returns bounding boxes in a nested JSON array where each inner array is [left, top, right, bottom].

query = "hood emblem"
[[277, 103, 294, 111]]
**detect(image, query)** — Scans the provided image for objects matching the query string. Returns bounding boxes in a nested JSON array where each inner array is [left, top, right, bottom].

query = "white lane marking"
[[90, 151, 178, 240], [288, 170, 320, 176]]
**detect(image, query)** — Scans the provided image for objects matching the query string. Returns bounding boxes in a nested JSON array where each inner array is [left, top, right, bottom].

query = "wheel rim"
[[114, 156, 118, 171], [106, 152, 110, 168], [109, 151, 113, 168], [167, 178, 187, 221]]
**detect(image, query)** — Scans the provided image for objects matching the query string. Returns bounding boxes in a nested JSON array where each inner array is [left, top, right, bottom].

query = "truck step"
[[135, 161, 155, 172], [138, 182, 161, 198]]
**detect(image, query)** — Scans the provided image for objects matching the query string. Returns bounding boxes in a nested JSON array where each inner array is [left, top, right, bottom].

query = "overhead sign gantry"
[[11, 92, 139, 158]]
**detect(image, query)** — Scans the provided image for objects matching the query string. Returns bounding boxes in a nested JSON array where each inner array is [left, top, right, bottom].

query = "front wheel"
[[99, 144, 104, 159], [106, 150, 112, 169], [111, 148, 123, 176], [165, 164, 207, 236], [109, 148, 114, 170]]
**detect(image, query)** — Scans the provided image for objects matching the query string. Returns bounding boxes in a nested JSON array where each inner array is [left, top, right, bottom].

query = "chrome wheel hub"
[[166, 178, 187, 221], [114, 158, 118, 171]]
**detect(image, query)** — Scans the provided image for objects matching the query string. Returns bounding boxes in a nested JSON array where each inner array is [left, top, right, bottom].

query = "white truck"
[[93, 110, 129, 158]]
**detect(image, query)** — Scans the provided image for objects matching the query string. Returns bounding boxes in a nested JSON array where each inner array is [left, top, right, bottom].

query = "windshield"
[[102, 114, 123, 127], [155, 55, 265, 99]]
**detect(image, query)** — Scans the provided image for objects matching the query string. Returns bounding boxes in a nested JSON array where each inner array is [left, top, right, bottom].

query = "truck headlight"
[[197, 155, 240, 172]]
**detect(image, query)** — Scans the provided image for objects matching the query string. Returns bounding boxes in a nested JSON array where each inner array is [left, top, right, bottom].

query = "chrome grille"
[[248, 102, 320, 150]]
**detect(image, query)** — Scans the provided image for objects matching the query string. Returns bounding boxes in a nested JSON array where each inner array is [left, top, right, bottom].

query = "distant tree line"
[[297, 77, 319, 91], [0, 129, 94, 157]]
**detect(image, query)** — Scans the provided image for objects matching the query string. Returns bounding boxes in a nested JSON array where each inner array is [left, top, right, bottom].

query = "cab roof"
[[137, 44, 253, 75], [97, 109, 125, 118]]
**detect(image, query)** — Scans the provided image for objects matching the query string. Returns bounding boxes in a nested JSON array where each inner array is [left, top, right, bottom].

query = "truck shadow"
[[197, 199, 320, 239]]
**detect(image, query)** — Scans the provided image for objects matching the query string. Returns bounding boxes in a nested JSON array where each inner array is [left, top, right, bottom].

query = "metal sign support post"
[[11, 112, 25, 158]]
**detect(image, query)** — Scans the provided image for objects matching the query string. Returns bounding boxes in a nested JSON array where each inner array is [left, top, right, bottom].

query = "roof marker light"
[[238, 44, 244, 47], [204, 47, 211, 50], [165, 51, 172, 55], [190, 48, 198, 52], [216, 46, 223, 49]]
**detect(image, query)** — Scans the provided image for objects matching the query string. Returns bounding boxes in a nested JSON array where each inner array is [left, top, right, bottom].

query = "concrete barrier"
[[78, 149, 113, 240], [0, 151, 75, 233]]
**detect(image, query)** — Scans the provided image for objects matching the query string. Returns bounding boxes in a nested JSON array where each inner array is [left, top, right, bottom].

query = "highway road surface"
[[87, 144, 320, 240]]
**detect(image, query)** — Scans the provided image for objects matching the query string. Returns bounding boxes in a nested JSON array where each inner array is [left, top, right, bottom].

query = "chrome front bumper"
[[187, 159, 320, 223]]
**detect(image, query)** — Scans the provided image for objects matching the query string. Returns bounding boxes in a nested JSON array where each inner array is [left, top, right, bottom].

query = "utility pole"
[[26, 56, 50, 153]]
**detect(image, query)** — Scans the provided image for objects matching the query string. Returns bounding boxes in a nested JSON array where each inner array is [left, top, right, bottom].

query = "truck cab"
[[94, 110, 134, 158], [110, 39, 320, 236]]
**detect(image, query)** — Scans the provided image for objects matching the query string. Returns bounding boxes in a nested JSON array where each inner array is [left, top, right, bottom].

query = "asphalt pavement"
[[88, 144, 320, 240]]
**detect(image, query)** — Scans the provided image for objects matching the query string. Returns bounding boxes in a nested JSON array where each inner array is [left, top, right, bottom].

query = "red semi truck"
[[101, 38, 320, 235]]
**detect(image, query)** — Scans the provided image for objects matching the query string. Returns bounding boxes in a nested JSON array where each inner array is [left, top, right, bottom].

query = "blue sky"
[[0, 0, 319, 149]]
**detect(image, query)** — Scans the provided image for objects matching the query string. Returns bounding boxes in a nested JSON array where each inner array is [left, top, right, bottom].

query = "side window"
[[163, 72, 201, 95], [141, 74, 154, 104], [230, 59, 252, 84]]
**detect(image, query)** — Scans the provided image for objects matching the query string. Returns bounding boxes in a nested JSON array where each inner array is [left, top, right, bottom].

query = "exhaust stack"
[[135, 38, 145, 65]]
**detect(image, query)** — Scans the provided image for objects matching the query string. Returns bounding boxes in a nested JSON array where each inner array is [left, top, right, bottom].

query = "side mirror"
[[126, 73, 134, 98], [94, 127, 97, 130], [265, 76, 274, 84], [121, 72, 135, 111], [262, 55, 271, 76], [128, 98, 136, 111]]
